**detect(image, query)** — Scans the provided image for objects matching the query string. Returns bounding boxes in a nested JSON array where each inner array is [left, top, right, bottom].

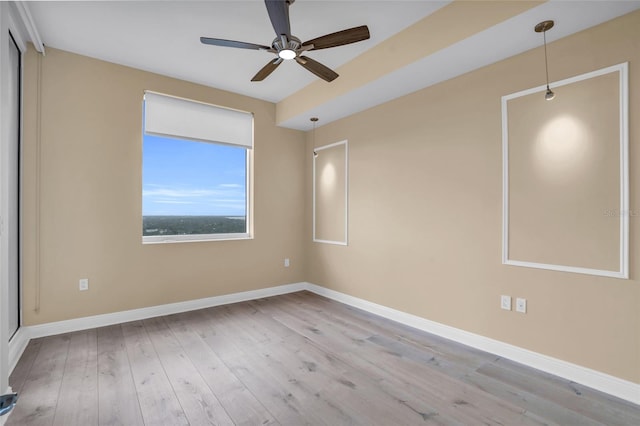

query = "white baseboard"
[[9, 282, 306, 372], [8, 330, 29, 375], [27, 282, 307, 340], [8, 281, 639, 405], [304, 283, 640, 405]]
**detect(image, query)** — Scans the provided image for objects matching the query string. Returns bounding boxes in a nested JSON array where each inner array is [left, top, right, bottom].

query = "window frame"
[[141, 93, 253, 244]]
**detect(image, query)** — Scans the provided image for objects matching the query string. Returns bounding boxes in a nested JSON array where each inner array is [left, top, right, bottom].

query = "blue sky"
[[143, 134, 246, 216]]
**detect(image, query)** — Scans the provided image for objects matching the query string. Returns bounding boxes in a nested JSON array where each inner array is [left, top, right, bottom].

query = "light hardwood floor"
[[7, 291, 640, 425]]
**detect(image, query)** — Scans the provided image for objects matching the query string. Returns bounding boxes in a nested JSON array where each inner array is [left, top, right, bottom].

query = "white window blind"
[[144, 91, 253, 149]]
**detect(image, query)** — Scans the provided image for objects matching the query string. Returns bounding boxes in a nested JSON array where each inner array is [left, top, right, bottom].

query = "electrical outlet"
[[79, 278, 89, 291], [284, 258, 290, 267], [500, 295, 511, 311], [516, 298, 527, 313]]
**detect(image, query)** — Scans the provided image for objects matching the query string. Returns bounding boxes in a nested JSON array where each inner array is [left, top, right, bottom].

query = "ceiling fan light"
[[278, 49, 296, 60]]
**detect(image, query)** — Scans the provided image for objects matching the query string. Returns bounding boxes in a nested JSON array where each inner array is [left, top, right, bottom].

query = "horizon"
[[142, 214, 246, 217]]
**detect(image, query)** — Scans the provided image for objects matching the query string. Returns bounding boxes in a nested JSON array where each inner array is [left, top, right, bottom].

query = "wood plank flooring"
[[7, 291, 640, 425]]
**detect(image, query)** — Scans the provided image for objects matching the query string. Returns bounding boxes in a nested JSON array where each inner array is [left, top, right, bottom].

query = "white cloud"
[[155, 200, 195, 204], [143, 187, 220, 198], [143, 184, 246, 215]]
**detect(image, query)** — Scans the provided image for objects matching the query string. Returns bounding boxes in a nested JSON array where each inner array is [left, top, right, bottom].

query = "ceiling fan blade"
[[303, 25, 370, 50], [295, 56, 339, 82], [200, 37, 270, 51], [251, 58, 283, 81], [265, 0, 291, 38]]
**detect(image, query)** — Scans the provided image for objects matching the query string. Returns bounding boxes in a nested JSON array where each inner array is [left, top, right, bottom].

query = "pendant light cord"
[[311, 117, 319, 156], [543, 30, 550, 89], [535, 20, 555, 100]]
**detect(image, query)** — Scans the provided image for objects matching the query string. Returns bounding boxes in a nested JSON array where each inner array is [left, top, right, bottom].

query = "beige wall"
[[305, 11, 640, 383], [21, 47, 306, 325]]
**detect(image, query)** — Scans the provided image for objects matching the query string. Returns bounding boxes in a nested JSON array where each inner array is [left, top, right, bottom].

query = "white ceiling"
[[27, 1, 640, 130], [28, 1, 449, 101]]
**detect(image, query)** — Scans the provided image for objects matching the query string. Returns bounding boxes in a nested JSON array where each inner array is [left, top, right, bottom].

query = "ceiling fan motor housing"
[[273, 35, 302, 57]]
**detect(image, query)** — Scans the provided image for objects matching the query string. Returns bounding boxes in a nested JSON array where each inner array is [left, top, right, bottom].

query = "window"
[[142, 92, 253, 243]]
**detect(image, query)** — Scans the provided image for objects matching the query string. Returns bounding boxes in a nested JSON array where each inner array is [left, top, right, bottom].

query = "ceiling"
[[26, 1, 640, 130]]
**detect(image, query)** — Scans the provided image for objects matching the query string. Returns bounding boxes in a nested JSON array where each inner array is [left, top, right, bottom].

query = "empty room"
[[0, 1, 639, 425]]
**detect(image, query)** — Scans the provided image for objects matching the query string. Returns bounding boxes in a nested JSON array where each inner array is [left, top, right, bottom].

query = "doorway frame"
[[0, 1, 30, 396]]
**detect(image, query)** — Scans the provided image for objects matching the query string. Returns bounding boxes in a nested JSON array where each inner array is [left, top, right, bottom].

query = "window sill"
[[143, 233, 252, 244]]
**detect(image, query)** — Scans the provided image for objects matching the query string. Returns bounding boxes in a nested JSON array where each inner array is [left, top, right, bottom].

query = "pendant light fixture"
[[311, 117, 319, 157], [535, 20, 555, 100]]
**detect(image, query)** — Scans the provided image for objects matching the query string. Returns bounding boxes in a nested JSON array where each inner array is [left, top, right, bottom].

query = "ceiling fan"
[[200, 0, 370, 82]]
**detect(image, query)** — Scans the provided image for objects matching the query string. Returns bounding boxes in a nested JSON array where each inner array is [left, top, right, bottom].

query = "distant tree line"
[[143, 216, 246, 236]]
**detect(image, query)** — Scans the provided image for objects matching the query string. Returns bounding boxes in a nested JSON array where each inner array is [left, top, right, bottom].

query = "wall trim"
[[304, 283, 640, 405], [9, 281, 639, 405], [28, 282, 307, 341], [7, 329, 28, 375], [312, 139, 349, 246], [9, 282, 306, 371], [11, 2, 44, 54], [501, 62, 629, 279]]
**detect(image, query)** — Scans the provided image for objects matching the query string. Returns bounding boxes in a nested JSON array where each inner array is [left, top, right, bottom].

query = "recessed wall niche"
[[502, 63, 628, 278], [313, 140, 348, 245]]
